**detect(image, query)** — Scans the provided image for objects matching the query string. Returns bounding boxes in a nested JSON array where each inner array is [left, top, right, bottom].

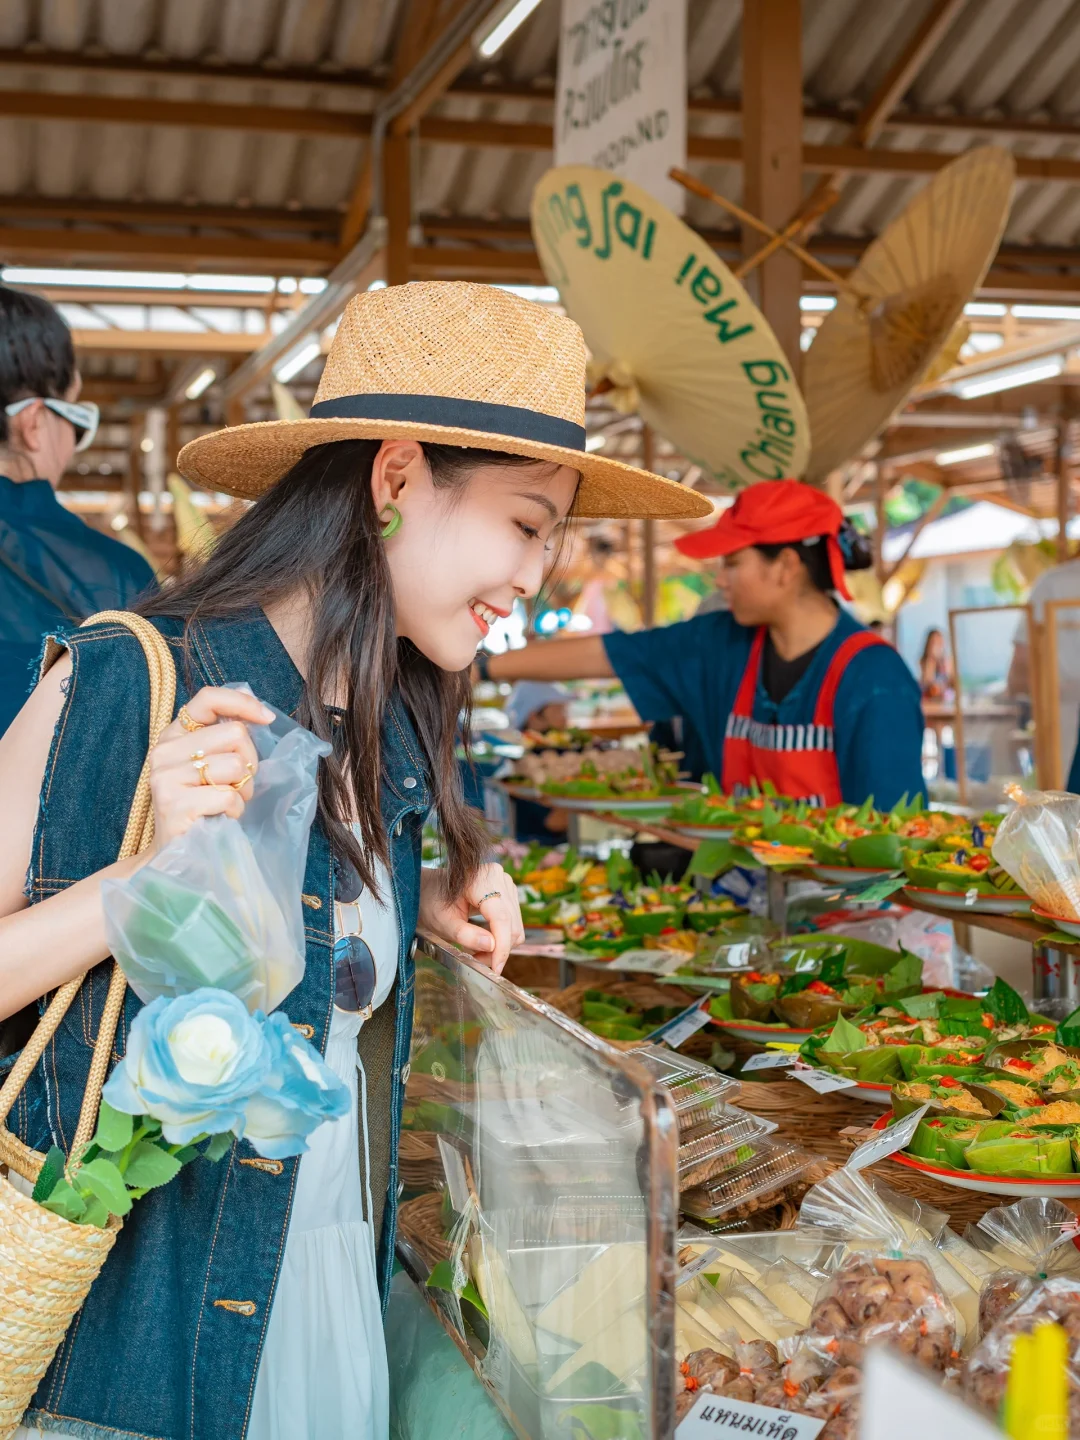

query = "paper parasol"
[[531, 165, 810, 489], [802, 146, 1015, 485]]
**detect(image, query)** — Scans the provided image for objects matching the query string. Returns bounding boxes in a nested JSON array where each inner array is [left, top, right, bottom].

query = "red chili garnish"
[[981, 1013, 995, 1029], [969, 854, 991, 873], [744, 971, 764, 983], [927, 1119, 945, 1128], [865, 1020, 889, 1030], [660, 927, 677, 935], [938, 1076, 961, 1088], [942, 1054, 969, 1065], [807, 980, 837, 996], [1009, 1059, 1037, 1072], [1031, 1025, 1056, 1034]]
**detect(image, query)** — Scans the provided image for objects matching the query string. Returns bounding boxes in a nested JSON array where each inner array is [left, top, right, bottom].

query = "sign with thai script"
[[555, 0, 687, 210], [676, 1393, 825, 1439]]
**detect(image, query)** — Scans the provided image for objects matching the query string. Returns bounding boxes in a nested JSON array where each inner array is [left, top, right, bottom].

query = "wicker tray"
[[397, 1191, 451, 1271]]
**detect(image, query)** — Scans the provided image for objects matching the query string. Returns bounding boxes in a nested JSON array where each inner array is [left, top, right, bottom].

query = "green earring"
[[379, 503, 402, 539]]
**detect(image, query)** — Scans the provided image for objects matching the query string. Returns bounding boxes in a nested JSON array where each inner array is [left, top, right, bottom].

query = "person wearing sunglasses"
[[0, 285, 155, 737]]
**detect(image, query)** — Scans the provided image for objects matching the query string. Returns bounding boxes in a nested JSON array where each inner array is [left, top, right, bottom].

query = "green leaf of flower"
[[91, 1100, 133, 1154], [203, 1133, 234, 1163], [31, 1145, 68, 1204], [78, 1157, 133, 1217], [122, 1141, 183, 1191], [40, 1178, 86, 1223]]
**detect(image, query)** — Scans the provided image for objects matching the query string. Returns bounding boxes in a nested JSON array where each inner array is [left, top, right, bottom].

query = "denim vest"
[[11, 610, 430, 1440]]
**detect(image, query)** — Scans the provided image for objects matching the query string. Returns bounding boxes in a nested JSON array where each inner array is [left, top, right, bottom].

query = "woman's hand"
[[417, 863, 524, 976], [149, 687, 274, 851]]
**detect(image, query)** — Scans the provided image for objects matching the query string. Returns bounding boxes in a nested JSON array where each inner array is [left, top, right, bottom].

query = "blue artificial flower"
[[240, 1012, 350, 1160], [103, 989, 272, 1145]]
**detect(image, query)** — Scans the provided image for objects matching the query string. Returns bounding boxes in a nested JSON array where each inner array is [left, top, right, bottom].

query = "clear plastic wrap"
[[962, 1196, 1080, 1337], [796, 1169, 948, 1251], [807, 1254, 957, 1372], [963, 1275, 1080, 1425], [991, 785, 1080, 920], [102, 696, 331, 1013], [624, 1044, 739, 1129]]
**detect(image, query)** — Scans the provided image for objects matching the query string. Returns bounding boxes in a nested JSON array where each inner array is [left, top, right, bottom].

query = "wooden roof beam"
[[0, 89, 370, 137], [0, 197, 339, 233], [0, 228, 337, 268], [71, 330, 266, 354]]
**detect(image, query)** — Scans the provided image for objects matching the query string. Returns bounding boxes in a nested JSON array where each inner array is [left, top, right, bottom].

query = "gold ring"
[[179, 705, 204, 733], [193, 757, 212, 786], [478, 890, 501, 903], [190, 748, 205, 762], [228, 762, 255, 792]]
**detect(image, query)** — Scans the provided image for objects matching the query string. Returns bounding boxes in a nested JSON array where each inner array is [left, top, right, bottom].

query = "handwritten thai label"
[[845, 1105, 930, 1172], [792, 1067, 857, 1095], [647, 997, 712, 1048], [741, 1050, 798, 1072], [676, 1392, 824, 1438]]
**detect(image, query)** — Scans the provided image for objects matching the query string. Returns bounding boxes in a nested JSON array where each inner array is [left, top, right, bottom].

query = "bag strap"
[[0, 610, 177, 1180]]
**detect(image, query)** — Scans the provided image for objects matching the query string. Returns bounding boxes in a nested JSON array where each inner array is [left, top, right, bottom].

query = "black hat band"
[[308, 393, 586, 451]]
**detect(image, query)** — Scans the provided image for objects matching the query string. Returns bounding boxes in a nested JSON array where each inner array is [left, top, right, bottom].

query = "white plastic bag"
[[103, 690, 332, 1014]]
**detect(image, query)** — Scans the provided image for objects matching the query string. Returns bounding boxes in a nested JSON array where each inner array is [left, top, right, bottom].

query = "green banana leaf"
[[622, 908, 683, 936], [846, 834, 904, 870], [965, 1124, 1074, 1177], [907, 1117, 981, 1170]]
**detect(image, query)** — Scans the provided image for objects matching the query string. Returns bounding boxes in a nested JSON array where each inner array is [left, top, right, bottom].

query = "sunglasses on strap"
[[5, 397, 101, 452], [333, 851, 376, 1018]]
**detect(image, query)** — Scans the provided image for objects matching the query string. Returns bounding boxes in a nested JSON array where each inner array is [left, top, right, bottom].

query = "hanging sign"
[[554, 0, 687, 211]]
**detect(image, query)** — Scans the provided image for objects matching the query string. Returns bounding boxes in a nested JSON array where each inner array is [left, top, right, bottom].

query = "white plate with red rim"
[[544, 794, 681, 813], [709, 1016, 817, 1045], [902, 885, 1032, 916], [664, 822, 738, 840], [809, 864, 897, 885], [1030, 906, 1080, 939], [870, 1111, 1080, 1197]]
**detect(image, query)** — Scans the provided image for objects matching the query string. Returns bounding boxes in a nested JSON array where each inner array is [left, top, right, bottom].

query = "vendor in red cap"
[[482, 479, 925, 808]]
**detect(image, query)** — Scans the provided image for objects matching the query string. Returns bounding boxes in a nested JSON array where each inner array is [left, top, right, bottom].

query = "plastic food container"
[[625, 1044, 740, 1129], [679, 1137, 827, 1222], [676, 1106, 777, 1190]]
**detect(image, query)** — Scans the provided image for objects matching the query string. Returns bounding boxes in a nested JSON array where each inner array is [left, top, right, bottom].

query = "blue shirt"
[[604, 609, 926, 808], [0, 475, 155, 733]]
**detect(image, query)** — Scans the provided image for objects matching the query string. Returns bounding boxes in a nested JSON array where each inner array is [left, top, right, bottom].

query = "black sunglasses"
[[333, 851, 376, 1017]]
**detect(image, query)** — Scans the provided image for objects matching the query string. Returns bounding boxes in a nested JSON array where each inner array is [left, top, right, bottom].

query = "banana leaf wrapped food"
[[964, 1123, 1073, 1178], [892, 1078, 1004, 1120], [730, 972, 783, 1022], [907, 1117, 984, 1170]]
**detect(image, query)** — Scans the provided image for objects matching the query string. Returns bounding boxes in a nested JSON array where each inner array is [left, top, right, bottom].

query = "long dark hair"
[[140, 439, 555, 899]]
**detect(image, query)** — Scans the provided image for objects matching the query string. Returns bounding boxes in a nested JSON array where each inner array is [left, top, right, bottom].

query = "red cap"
[[674, 479, 852, 600]]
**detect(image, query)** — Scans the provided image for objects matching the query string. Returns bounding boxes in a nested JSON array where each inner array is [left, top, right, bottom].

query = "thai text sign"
[[555, 0, 687, 211]]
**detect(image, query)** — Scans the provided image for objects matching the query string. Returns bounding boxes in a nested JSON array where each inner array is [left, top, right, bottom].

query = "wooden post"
[[1057, 423, 1071, 563], [225, 397, 245, 429], [741, 0, 803, 373], [165, 405, 181, 476], [126, 412, 146, 542], [874, 467, 888, 583], [384, 132, 412, 288], [641, 425, 657, 627]]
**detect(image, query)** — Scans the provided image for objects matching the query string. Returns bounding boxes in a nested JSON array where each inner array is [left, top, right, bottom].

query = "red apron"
[[721, 627, 889, 807]]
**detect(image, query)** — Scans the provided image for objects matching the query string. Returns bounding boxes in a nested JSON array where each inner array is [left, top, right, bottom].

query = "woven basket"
[[0, 612, 175, 1439]]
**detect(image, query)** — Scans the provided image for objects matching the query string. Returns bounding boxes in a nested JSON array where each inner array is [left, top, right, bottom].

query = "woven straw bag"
[[0, 612, 176, 1439]]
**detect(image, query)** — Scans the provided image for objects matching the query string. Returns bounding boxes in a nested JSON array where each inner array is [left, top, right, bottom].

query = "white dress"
[[247, 853, 399, 1440], [16, 852, 399, 1440]]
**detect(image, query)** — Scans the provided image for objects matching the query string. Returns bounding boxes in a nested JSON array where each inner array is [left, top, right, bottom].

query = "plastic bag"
[[796, 1167, 948, 1250], [991, 785, 1080, 920], [963, 1275, 1080, 1425], [103, 692, 331, 1014], [806, 1254, 957, 1372], [963, 1197, 1080, 1336]]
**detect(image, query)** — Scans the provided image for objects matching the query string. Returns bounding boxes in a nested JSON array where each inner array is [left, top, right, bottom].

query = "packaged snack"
[[624, 1044, 739, 1132], [964, 1276, 1080, 1424], [679, 1139, 829, 1223], [676, 1106, 777, 1191], [991, 785, 1080, 920], [965, 1196, 1080, 1336], [807, 1255, 956, 1371], [796, 1167, 948, 1249]]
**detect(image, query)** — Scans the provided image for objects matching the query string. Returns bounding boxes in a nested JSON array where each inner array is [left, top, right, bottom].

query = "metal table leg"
[[1032, 944, 1080, 1006]]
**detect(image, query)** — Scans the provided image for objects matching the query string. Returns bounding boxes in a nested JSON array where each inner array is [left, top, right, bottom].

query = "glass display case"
[[395, 937, 680, 1440]]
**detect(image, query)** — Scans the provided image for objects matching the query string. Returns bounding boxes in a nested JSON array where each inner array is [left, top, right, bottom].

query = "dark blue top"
[[604, 609, 926, 808], [0, 475, 155, 733]]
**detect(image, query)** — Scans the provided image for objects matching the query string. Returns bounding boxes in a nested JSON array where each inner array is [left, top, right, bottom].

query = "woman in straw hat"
[[0, 282, 708, 1440]]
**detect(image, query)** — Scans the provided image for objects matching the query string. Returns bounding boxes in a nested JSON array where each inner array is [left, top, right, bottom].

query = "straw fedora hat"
[[177, 281, 712, 521]]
